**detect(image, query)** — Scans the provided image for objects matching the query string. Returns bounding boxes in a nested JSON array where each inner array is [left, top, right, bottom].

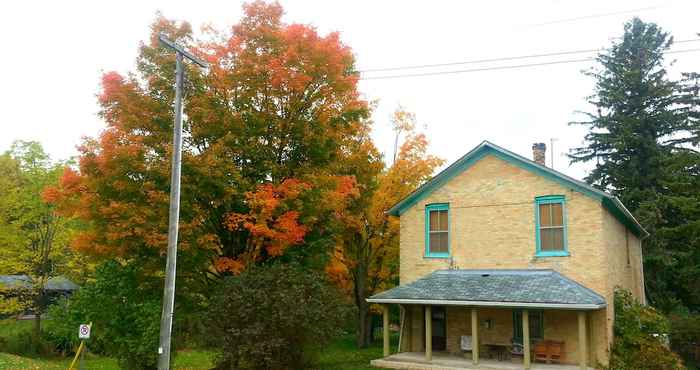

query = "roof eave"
[[366, 298, 606, 310]]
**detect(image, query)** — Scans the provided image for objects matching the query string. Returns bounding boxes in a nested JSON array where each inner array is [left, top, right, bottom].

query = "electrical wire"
[[357, 38, 700, 74], [359, 47, 700, 81]]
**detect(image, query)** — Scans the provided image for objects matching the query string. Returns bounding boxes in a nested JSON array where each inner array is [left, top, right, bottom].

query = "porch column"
[[523, 309, 531, 369], [578, 311, 587, 370], [383, 305, 390, 357], [471, 308, 479, 365], [425, 305, 432, 361]]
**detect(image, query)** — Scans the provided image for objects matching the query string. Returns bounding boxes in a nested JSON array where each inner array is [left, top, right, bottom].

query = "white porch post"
[[383, 305, 390, 357], [578, 311, 587, 370], [471, 308, 479, 365], [425, 305, 432, 361], [523, 309, 531, 369]]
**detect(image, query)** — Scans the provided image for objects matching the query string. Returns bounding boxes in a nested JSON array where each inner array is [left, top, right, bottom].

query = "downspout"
[[397, 304, 405, 353]]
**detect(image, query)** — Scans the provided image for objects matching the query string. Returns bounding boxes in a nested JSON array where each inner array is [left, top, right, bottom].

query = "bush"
[[0, 330, 53, 357], [606, 289, 685, 370], [46, 260, 162, 370], [205, 264, 350, 370], [670, 312, 700, 365]]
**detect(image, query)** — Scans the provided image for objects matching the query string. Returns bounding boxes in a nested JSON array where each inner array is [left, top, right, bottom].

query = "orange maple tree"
[[47, 1, 373, 278], [327, 107, 444, 347]]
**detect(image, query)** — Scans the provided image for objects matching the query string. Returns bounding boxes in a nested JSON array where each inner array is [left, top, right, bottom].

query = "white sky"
[[1, 1, 699, 179]]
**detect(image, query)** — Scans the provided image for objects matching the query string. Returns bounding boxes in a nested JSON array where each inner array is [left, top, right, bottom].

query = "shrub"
[[205, 264, 350, 370], [670, 312, 700, 364], [606, 289, 685, 370], [0, 330, 53, 357], [46, 261, 162, 370]]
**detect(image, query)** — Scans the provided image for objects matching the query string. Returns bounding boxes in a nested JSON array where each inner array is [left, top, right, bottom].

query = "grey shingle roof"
[[367, 269, 606, 310], [0, 275, 79, 291]]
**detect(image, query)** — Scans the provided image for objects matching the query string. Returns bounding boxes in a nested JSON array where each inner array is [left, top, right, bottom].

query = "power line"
[[523, 5, 666, 28], [357, 38, 700, 74], [359, 47, 700, 81]]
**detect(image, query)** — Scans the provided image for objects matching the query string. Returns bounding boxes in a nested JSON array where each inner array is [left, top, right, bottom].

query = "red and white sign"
[[79, 324, 91, 339]]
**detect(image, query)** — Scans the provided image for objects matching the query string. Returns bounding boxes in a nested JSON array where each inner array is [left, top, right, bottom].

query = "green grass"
[[0, 351, 214, 370], [314, 332, 398, 370]]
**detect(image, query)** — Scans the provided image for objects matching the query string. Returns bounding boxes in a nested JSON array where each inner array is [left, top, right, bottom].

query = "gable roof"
[[367, 269, 606, 310], [387, 141, 648, 238]]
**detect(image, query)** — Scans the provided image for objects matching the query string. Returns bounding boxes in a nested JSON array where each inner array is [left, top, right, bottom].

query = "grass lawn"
[[0, 351, 214, 370], [1, 318, 391, 370], [314, 332, 398, 370]]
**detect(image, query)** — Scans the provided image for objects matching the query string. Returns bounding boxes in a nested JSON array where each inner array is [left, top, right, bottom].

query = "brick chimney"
[[532, 143, 546, 166]]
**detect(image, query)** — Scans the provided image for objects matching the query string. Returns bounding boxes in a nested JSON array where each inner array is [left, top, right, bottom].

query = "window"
[[425, 203, 449, 257], [535, 195, 568, 257], [513, 310, 544, 341]]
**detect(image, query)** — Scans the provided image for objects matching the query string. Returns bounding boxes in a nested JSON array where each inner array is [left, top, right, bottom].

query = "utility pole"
[[550, 137, 558, 169], [157, 33, 208, 370]]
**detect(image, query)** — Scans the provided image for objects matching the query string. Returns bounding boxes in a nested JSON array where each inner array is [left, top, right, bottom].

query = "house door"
[[428, 306, 447, 351]]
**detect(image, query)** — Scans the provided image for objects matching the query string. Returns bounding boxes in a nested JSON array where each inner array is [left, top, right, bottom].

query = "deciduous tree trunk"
[[33, 313, 41, 342], [355, 265, 372, 348]]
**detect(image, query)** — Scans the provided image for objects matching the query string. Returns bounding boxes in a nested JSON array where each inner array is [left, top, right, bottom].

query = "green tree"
[[570, 18, 700, 311], [0, 141, 79, 339], [47, 261, 161, 369]]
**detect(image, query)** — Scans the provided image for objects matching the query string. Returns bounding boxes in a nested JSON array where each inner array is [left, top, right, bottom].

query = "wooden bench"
[[534, 340, 564, 364]]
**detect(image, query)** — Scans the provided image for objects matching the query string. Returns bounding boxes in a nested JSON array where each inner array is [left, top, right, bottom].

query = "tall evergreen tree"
[[570, 18, 700, 311]]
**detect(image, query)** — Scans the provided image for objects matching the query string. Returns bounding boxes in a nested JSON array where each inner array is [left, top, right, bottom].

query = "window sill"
[[424, 253, 450, 259], [535, 251, 570, 258]]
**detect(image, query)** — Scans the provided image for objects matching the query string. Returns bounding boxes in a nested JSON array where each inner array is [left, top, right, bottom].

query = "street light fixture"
[[156, 33, 208, 370]]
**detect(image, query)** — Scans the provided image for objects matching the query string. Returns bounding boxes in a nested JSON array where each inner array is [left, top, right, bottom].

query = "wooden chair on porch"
[[534, 340, 564, 364]]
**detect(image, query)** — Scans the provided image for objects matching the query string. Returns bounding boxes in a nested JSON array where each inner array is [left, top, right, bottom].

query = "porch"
[[371, 352, 596, 370], [367, 270, 608, 370]]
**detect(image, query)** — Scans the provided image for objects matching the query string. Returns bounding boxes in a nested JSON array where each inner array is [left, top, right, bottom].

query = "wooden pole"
[[578, 311, 587, 370], [471, 308, 479, 365], [523, 310, 531, 369], [383, 305, 390, 357], [68, 340, 85, 370], [425, 306, 432, 361]]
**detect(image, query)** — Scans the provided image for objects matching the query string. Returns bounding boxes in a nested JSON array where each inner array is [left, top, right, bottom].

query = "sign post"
[[68, 322, 92, 370]]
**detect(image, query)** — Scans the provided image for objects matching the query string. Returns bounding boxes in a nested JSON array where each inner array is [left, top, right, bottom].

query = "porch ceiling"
[[367, 269, 606, 310]]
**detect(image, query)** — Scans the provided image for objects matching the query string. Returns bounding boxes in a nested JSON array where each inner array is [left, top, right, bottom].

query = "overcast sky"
[[1, 1, 699, 179]]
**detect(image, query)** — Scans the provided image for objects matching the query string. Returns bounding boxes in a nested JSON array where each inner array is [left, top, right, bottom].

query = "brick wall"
[[397, 154, 642, 365]]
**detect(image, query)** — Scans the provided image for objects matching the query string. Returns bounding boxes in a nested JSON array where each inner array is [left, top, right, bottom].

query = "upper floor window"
[[535, 195, 568, 257], [425, 203, 449, 258]]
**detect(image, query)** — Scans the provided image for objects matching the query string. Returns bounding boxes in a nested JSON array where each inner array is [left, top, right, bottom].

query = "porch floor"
[[371, 352, 595, 370]]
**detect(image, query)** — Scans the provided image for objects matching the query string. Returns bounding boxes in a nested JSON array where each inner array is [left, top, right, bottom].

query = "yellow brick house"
[[368, 141, 647, 370]]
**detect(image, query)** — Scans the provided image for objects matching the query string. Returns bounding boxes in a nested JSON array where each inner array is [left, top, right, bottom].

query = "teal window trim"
[[425, 203, 450, 258], [535, 195, 569, 257], [513, 310, 544, 341]]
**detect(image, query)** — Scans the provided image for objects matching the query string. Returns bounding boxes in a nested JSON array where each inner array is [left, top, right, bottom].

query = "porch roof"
[[367, 269, 606, 310]]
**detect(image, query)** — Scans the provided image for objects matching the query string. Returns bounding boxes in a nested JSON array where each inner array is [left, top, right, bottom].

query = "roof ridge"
[[386, 140, 647, 238]]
